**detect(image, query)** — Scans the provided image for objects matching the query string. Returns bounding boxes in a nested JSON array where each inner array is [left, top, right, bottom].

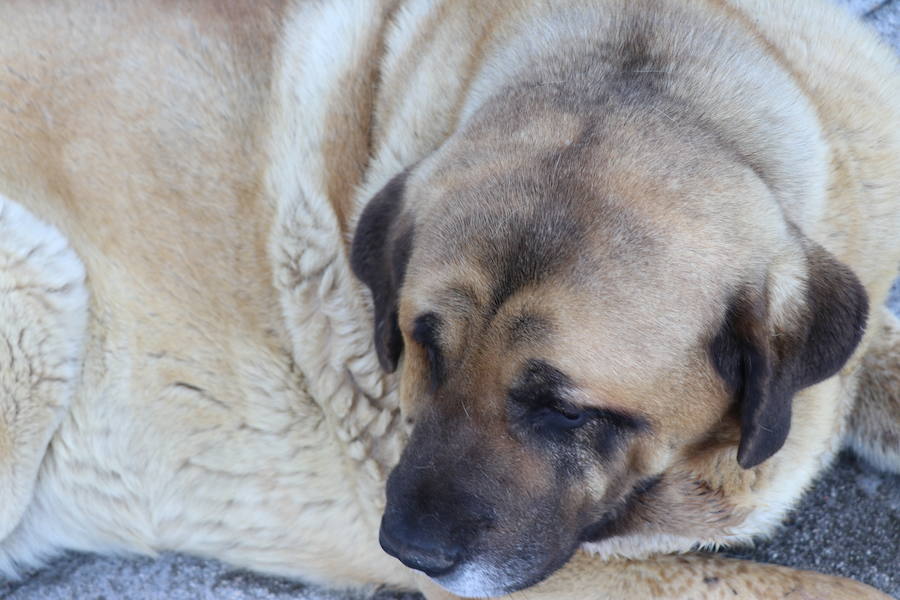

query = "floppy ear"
[[710, 242, 869, 469], [350, 172, 414, 372]]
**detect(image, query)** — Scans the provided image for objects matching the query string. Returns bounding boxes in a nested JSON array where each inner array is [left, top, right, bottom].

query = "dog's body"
[[0, 1, 898, 598]]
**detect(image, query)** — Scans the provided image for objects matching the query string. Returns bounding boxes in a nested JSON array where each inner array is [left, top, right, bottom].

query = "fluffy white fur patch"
[[0, 195, 88, 542]]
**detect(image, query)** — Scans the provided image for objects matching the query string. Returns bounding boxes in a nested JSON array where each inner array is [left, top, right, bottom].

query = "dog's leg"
[[417, 551, 891, 600], [845, 306, 900, 473], [0, 194, 88, 544]]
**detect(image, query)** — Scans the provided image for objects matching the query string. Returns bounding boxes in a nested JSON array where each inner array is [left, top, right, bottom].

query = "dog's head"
[[351, 87, 867, 597]]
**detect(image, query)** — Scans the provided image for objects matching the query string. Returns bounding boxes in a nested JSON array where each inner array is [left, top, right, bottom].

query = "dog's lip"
[[428, 541, 580, 598], [578, 474, 663, 542], [396, 553, 459, 578], [378, 523, 463, 578]]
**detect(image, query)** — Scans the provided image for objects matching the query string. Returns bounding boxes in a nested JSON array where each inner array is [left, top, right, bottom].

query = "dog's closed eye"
[[508, 360, 647, 452], [412, 312, 445, 391], [532, 402, 590, 430], [508, 360, 590, 435]]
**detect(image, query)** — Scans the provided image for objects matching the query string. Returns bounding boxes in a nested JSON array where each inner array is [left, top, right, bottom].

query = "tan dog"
[[0, 1, 898, 599]]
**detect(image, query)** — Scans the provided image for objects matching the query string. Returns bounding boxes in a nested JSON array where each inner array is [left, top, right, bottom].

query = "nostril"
[[379, 520, 462, 577]]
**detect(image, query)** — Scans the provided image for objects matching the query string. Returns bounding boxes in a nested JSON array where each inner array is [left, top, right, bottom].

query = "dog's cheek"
[[397, 345, 434, 420], [492, 440, 594, 559]]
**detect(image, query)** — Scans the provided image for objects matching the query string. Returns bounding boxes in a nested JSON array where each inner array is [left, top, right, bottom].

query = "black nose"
[[379, 516, 462, 577]]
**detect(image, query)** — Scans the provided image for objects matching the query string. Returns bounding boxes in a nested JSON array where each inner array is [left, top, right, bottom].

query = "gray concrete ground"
[[1, 1, 898, 599]]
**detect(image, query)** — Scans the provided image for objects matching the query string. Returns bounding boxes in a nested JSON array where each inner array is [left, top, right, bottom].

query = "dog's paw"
[[483, 553, 894, 600]]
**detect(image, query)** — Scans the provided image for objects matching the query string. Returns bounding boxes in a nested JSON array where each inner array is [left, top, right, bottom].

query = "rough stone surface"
[[726, 449, 900, 598], [0, 2, 897, 599]]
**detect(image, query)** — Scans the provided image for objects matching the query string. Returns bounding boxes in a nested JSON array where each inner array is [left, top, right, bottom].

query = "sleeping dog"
[[0, 0, 898, 598]]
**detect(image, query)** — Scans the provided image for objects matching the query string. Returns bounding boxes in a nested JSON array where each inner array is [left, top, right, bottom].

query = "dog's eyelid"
[[593, 407, 649, 432], [553, 391, 649, 433], [555, 397, 587, 417], [509, 384, 571, 409], [558, 386, 648, 430], [411, 312, 446, 390], [411, 312, 442, 348]]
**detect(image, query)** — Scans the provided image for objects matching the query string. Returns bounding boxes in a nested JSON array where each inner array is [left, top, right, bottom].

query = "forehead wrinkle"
[[505, 311, 552, 348], [485, 212, 585, 318], [436, 284, 481, 317]]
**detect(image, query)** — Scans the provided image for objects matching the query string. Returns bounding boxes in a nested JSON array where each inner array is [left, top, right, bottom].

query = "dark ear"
[[350, 172, 414, 372], [710, 243, 868, 469]]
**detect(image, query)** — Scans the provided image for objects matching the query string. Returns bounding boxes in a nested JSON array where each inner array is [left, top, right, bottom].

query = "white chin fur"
[[430, 562, 514, 599]]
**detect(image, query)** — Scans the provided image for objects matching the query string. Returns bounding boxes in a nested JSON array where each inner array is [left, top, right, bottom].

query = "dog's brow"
[[439, 285, 480, 315], [507, 313, 550, 346], [519, 359, 574, 390]]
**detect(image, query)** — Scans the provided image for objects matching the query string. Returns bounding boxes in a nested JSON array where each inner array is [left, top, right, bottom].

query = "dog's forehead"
[[406, 112, 761, 285], [404, 169, 730, 326], [397, 103, 768, 405]]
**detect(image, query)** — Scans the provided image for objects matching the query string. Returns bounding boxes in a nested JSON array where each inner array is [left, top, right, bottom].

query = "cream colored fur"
[[845, 308, 900, 473], [0, 195, 88, 542], [0, 0, 897, 598]]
